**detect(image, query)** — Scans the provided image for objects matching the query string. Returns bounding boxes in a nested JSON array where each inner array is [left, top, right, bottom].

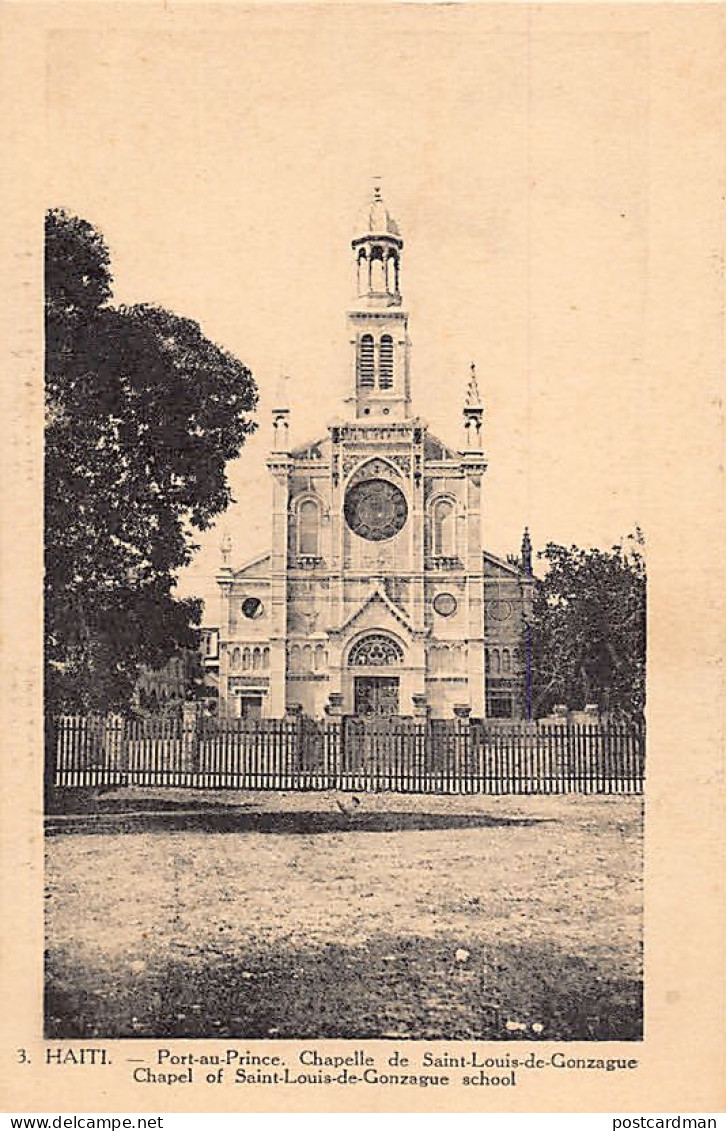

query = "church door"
[[237, 695, 263, 719], [354, 676, 399, 716]]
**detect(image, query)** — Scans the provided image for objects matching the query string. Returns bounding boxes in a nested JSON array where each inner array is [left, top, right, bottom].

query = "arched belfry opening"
[[352, 185, 403, 305], [357, 334, 375, 388], [379, 335, 394, 388]]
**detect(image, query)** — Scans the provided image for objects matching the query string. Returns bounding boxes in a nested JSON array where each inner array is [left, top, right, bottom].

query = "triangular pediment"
[[290, 435, 327, 460], [482, 549, 522, 579], [424, 432, 459, 461], [233, 552, 271, 579], [334, 584, 414, 638]]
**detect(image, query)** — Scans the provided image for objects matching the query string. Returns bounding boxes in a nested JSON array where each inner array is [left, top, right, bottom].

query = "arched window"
[[302, 645, 312, 672], [370, 246, 385, 292], [433, 499, 456, 557], [379, 335, 394, 389], [298, 499, 319, 557], [231, 647, 241, 671], [242, 648, 251, 671], [358, 334, 375, 388], [263, 647, 270, 669], [314, 644, 325, 671], [290, 644, 300, 674], [357, 247, 367, 295], [348, 634, 404, 666], [252, 647, 261, 672], [502, 649, 511, 674], [386, 254, 398, 294], [491, 649, 501, 675]]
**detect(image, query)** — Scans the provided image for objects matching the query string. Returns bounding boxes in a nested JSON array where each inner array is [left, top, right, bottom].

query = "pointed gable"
[[424, 432, 458, 461], [233, 552, 271, 580], [482, 549, 522, 579], [335, 584, 415, 639], [290, 436, 327, 461]]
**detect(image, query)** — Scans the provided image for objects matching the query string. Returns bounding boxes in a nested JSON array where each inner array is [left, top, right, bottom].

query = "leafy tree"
[[527, 531, 646, 720], [45, 209, 258, 718]]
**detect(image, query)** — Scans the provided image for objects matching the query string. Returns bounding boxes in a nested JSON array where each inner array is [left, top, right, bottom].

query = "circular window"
[[344, 478, 408, 542], [241, 596, 264, 620], [433, 592, 457, 617], [488, 599, 513, 621]]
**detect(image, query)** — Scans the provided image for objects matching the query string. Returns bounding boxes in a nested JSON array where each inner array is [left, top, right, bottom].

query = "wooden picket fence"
[[51, 714, 645, 794]]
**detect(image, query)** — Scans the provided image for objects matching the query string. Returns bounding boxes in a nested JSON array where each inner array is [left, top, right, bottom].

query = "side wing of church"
[[212, 188, 534, 720]]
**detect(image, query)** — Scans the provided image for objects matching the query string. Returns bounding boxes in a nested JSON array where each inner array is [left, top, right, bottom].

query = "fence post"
[[453, 706, 471, 794], [181, 702, 199, 775], [324, 694, 343, 789], [103, 714, 124, 784], [285, 703, 304, 784]]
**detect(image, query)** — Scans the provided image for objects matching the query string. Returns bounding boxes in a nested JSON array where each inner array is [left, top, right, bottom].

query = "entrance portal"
[[236, 695, 263, 719], [354, 676, 399, 717]]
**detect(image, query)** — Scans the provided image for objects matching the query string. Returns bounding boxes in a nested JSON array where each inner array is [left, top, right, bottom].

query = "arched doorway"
[[347, 633, 404, 716]]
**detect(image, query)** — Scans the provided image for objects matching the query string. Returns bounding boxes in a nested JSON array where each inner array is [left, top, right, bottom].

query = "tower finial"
[[462, 362, 484, 449], [466, 362, 482, 408], [220, 529, 233, 568], [521, 526, 532, 575], [372, 175, 382, 201]]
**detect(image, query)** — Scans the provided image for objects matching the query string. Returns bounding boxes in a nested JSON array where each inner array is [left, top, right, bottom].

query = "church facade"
[[211, 189, 533, 720]]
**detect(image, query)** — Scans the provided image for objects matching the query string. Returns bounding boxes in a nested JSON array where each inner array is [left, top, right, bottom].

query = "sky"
[[45, 7, 651, 623]]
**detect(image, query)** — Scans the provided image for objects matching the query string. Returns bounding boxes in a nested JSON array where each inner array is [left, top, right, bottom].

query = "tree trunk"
[[44, 712, 57, 811]]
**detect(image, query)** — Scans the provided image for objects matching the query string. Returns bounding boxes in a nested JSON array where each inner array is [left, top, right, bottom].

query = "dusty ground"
[[45, 789, 643, 1040]]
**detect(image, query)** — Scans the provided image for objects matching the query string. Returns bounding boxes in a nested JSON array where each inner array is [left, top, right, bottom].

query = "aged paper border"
[[1, 1, 724, 1114]]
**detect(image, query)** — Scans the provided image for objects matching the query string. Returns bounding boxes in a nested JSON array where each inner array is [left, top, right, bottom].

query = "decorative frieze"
[[335, 424, 415, 443], [229, 675, 270, 688]]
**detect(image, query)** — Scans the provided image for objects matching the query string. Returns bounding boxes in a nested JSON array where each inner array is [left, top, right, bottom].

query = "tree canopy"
[[527, 531, 646, 720], [45, 209, 258, 714]]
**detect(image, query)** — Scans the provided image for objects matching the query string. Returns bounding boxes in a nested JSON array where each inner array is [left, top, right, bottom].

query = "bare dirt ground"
[[45, 790, 643, 1040]]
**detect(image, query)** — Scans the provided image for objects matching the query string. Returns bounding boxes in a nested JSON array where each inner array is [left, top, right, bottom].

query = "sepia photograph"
[[39, 7, 654, 1048]]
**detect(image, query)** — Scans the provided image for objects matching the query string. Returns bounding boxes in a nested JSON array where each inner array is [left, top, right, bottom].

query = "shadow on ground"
[[45, 807, 552, 836], [45, 933, 642, 1042]]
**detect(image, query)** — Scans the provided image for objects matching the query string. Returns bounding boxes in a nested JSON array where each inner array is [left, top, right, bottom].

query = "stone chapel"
[[208, 187, 534, 720]]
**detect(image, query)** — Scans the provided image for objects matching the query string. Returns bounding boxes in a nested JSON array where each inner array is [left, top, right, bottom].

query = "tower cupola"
[[352, 182, 403, 309]]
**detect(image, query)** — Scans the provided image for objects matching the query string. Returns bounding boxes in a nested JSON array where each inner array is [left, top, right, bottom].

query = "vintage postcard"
[[1, 0, 724, 1115]]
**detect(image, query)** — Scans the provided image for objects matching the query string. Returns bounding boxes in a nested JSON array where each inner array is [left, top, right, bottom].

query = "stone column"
[[325, 692, 343, 717], [462, 462, 486, 716], [267, 449, 291, 718], [215, 564, 233, 717], [412, 694, 429, 720]]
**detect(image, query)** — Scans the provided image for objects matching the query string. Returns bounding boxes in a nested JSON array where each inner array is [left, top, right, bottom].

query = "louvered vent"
[[358, 334, 375, 387], [379, 335, 394, 389]]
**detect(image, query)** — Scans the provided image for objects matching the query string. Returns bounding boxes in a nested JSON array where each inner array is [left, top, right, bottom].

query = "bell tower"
[[346, 183, 411, 420]]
